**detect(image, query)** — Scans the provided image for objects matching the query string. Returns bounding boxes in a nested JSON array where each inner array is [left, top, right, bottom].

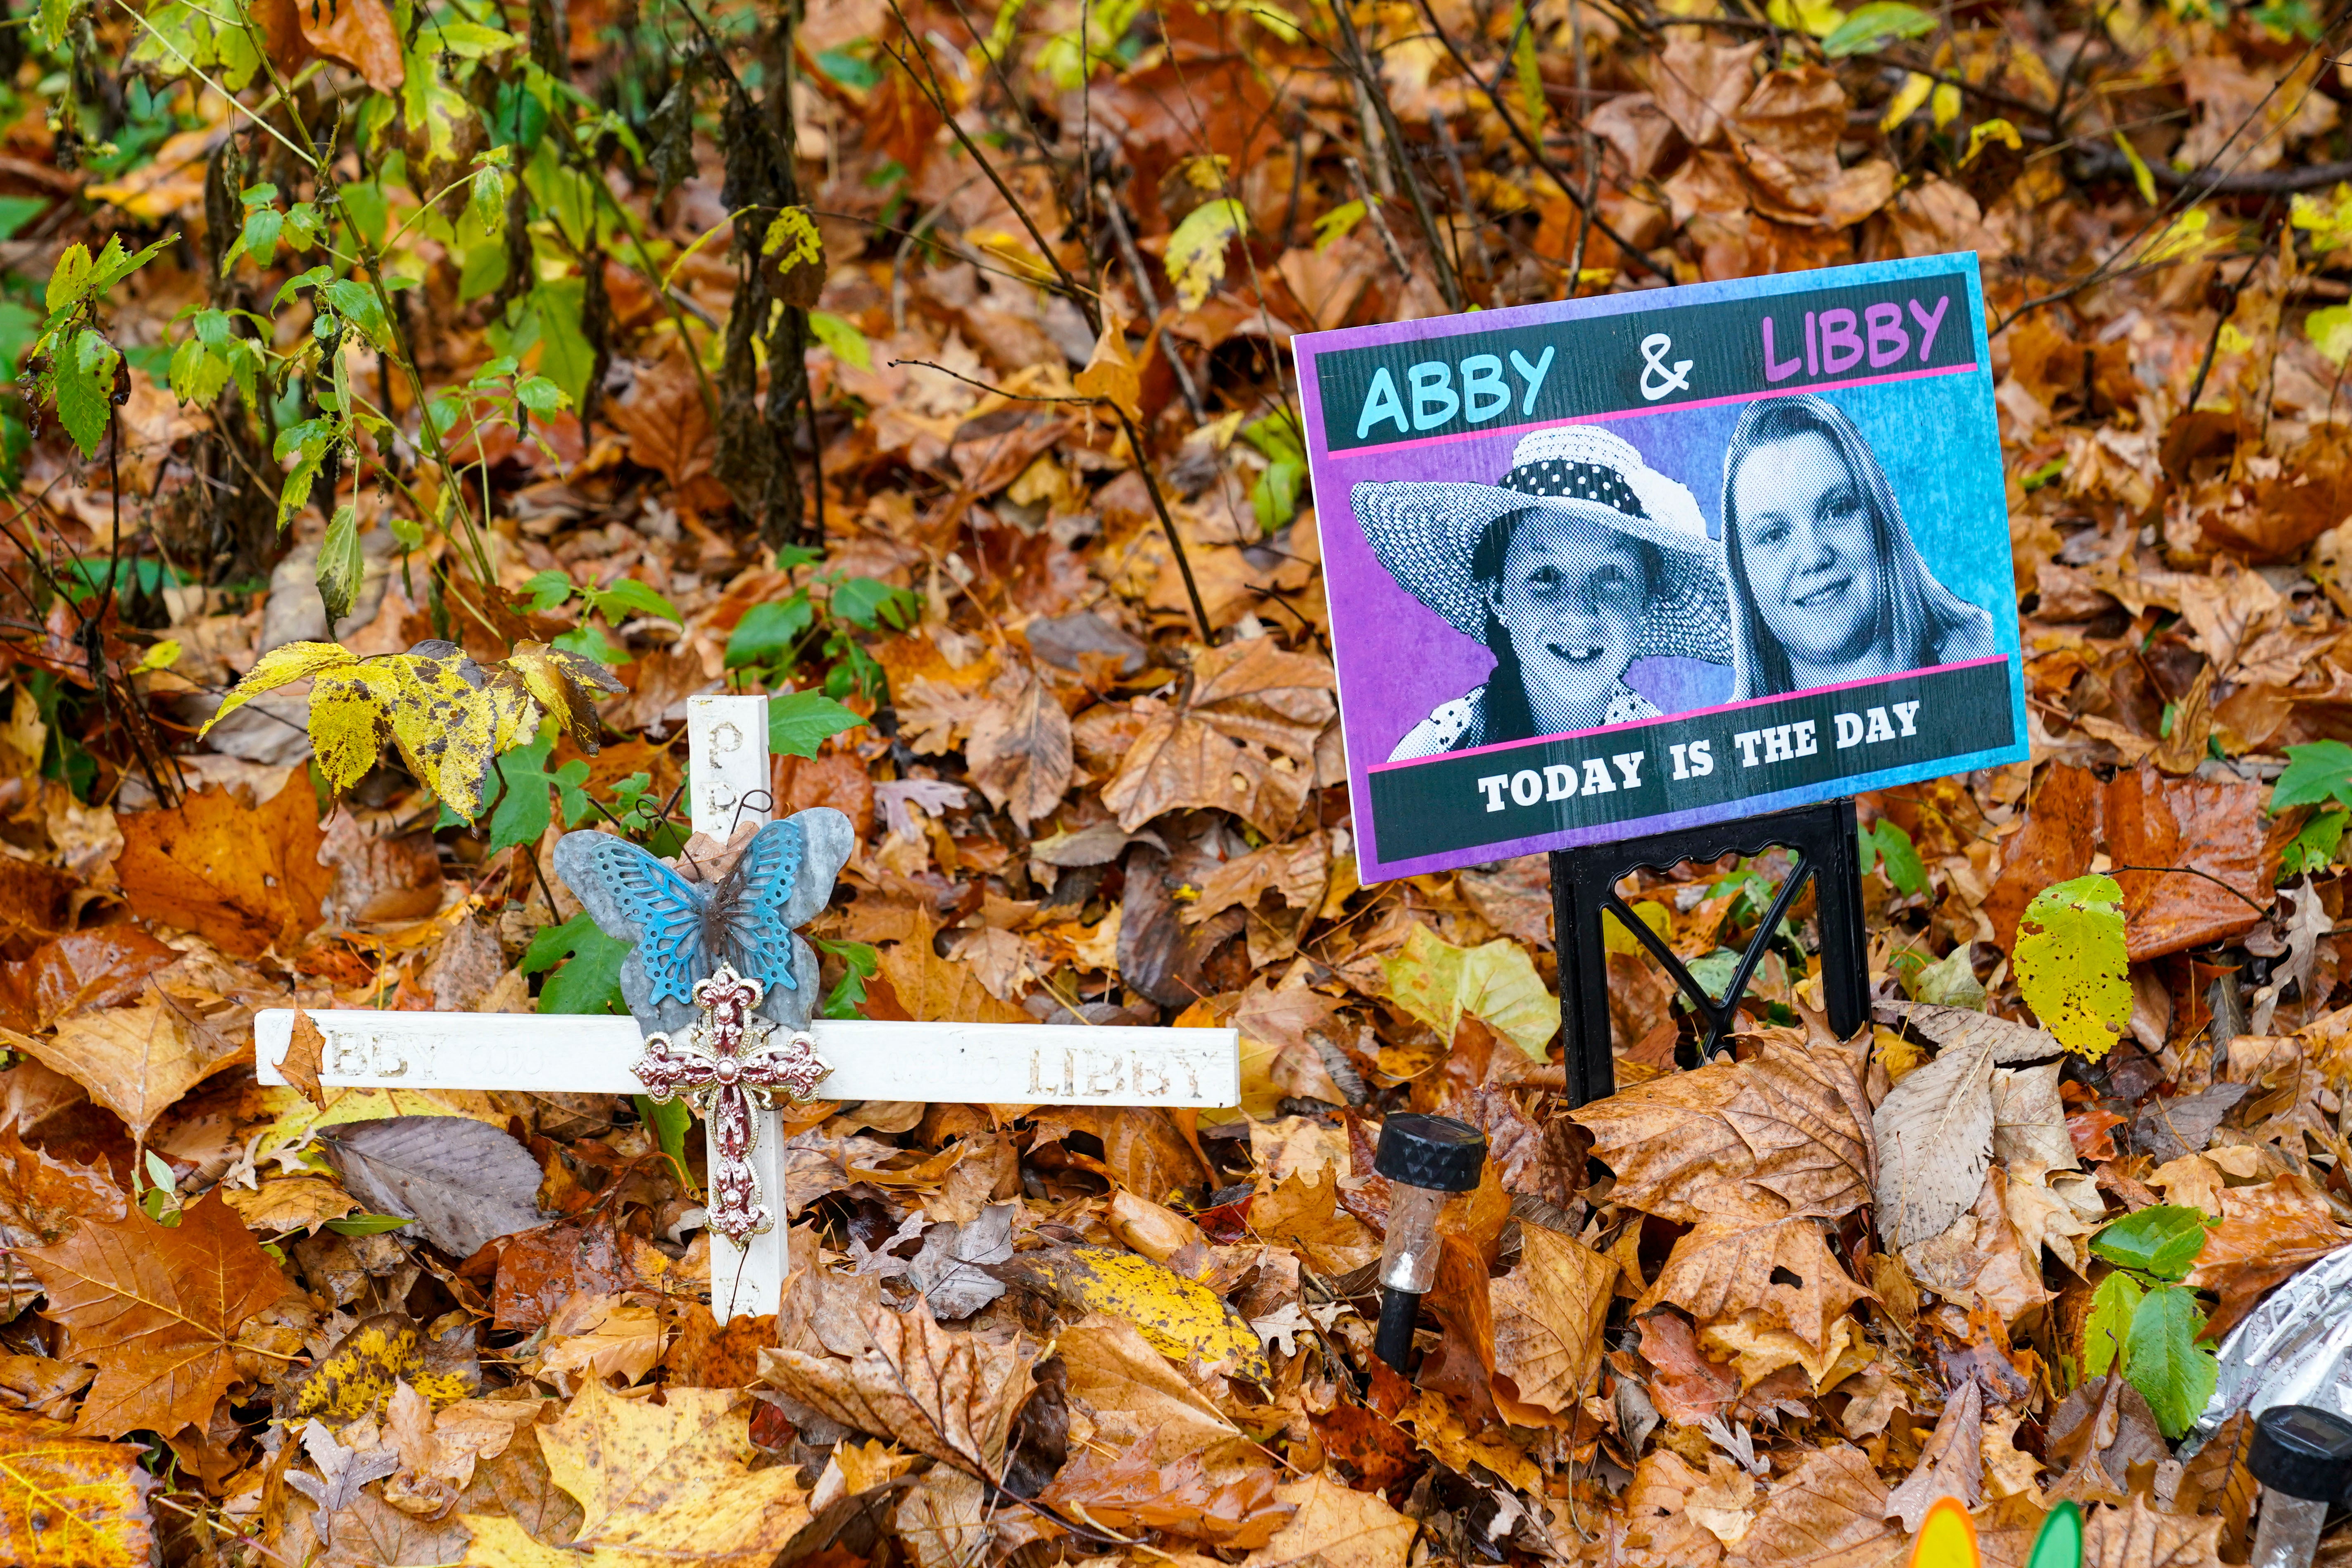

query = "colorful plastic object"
[[2025, 1501, 2084, 1568], [1910, 1497, 1980, 1568]]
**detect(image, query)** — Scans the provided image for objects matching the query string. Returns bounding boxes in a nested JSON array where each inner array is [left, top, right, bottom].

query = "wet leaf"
[[21, 1191, 296, 1437], [1039, 1437, 1291, 1546], [995, 1244, 1269, 1382], [283, 1312, 478, 1424]]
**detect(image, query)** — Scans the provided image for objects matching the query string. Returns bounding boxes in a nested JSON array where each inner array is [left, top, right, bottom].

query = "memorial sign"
[[1296, 252, 2027, 882]]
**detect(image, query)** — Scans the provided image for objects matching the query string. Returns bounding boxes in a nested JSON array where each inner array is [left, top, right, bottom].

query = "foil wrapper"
[[2189, 1242, 2352, 1454]]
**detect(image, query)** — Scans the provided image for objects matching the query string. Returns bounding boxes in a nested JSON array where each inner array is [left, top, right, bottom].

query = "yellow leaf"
[[1959, 117, 2022, 168], [197, 640, 357, 736], [1379, 922, 1561, 1061], [504, 641, 624, 756], [131, 639, 182, 675], [251, 1084, 511, 1170], [538, 1381, 808, 1568], [1004, 1245, 1270, 1382], [1880, 71, 1933, 133], [1166, 199, 1247, 311], [0, 1410, 154, 1567], [1602, 900, 1671, 957], [1931, 80, 1962, 129], [1488, 1224, 1616, 1416]]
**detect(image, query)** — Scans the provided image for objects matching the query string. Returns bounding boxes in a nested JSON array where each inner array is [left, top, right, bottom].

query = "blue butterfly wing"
[[551, 831, 710, 1009], [717, 818, 806, 1001]]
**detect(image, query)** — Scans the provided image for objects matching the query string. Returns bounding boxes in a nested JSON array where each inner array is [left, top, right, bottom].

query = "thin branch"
[[1327, 0, 1464, 310]]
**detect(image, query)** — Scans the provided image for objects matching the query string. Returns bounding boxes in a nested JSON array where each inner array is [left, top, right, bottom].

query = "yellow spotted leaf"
[[196, 640, 357, 735], [283, 1311, 477, 1423], [1379, 922, 1561, 1061], [308, 647, 506, 817], [0, 1409, 154, 1567], [999, 1245, 1269, 1382]]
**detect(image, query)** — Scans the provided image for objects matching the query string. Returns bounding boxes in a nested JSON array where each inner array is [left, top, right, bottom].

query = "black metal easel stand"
[[1549, 798, 1871, 1107]]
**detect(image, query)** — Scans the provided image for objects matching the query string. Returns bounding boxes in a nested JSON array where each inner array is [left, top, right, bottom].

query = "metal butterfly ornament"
[[552, 808, 856, 1243], [552, 808, 856, 1037]]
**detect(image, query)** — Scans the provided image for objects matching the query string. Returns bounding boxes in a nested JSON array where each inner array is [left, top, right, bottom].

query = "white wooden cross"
[[255, 694, 1240, 1319]]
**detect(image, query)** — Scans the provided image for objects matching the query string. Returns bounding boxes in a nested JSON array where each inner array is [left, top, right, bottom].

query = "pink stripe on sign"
[[1363, 655, 2013, 772], [1324, 360, 1983, 461]]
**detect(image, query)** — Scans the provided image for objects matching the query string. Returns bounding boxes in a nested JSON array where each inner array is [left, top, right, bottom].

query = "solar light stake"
[[2250, 1405, 2352, 1568], [1372, 1114, 1488, 1372]]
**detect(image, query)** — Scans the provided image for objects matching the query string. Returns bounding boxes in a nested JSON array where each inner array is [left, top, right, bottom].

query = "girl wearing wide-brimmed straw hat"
[[1353, 427, 1735, 762]]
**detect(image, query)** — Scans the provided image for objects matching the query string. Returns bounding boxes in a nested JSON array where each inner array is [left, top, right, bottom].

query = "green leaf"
[[53, 330, 117, 459], [2122, 1284, 2219, 1439], [813, 936, 879, 1020], [2284, 806, 2349, 876], [169, 334, 233, 406], [324, 1212, 414, 1236], [0, 197, 45, 244], [2083, 1269, 2143, 1379], [830, 576, 918, 630], [2013, 873, 2130, 1057], [578, 578, 680, 625], [35, 0, 71, 55], [2091, 1205, 2215, 1282], [634, 1095, 693, 1177], [727, 597, 816, 670], [316, 505, 366, 629], [522, 568, 575, 613], [1911, 945, 1987, 1009], [482, 726, 594, 852], [806, 309, 872, 372], [1860, 818, 1929, 898], [521, 911, 628, 1015], [1822, 0, 1937, 55], [768, 689, 867, 760], [527, 279, 595, 413], [2274, 740, 2352, 810]]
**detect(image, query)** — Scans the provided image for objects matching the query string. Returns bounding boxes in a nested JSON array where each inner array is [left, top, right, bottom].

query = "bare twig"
[[1326, 0, 1464, 309]]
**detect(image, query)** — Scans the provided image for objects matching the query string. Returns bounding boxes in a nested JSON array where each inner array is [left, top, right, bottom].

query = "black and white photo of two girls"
[[1356, 394, 2004, 762]]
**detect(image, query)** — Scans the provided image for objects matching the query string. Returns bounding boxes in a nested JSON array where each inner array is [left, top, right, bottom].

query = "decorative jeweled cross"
[[630, 965, 830, 1244]]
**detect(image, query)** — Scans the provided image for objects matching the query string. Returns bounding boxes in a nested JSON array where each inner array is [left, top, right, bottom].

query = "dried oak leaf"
[[875, 916, 1032, 1025], [965, 667, 1074, 833], [1240, 1470, 1416, 1568], [1100, 637, 1336, 838], [1487, 1222, 1616, 1418], [758, 1273, 1038, 1479], [1636, 1215, 1872, 1354], [0, 1408, 154, 1566], [1724, 1445, 1897, 1568], [1570, 1034, 1874, 1224], [1249, 1168, 1380, 1276], [0, 1119, 123, 1255], [1057, 1311, 1247, 1463], [461, 1380, 806, 1568], [2080, 1493, 2226, 1568], [115, 777, 331, 958], [1591, 1449, 1726, 1568], [0, 928, 178, 1035], [1882, 1379, 1984, 1531], [8, 996, 245, 1145], [1039, 1437, 1291, 1547], [21, 1190, 297, 1438]]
